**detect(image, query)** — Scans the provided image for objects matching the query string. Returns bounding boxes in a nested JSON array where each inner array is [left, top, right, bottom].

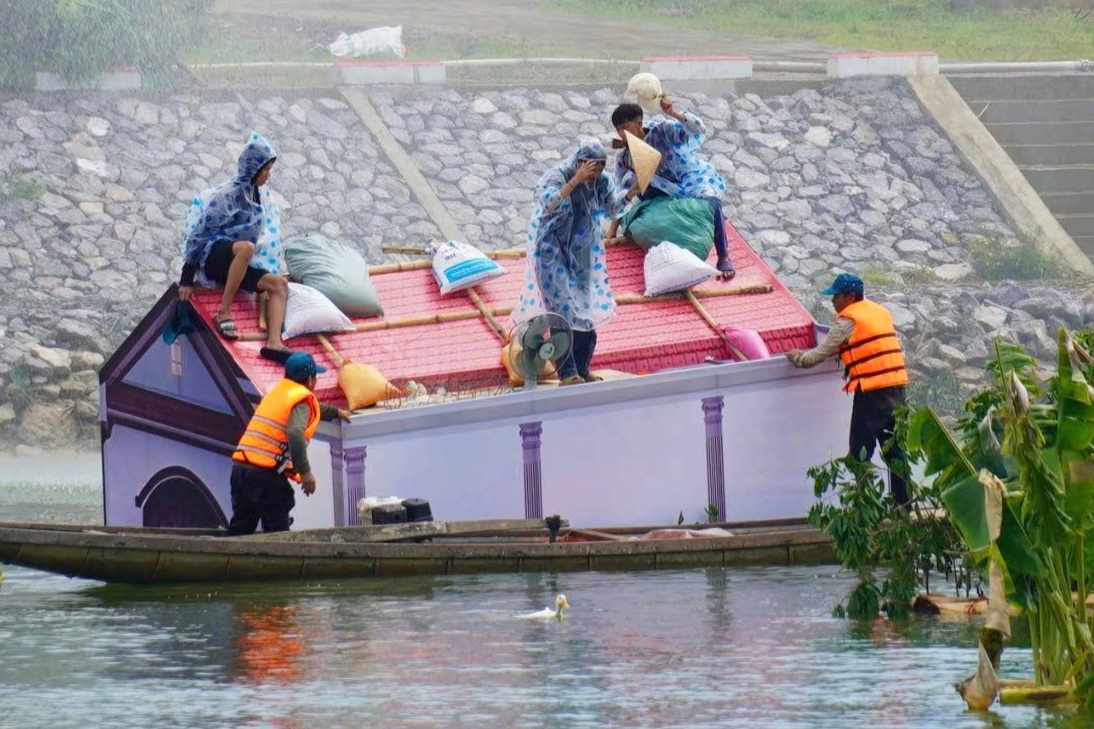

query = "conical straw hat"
[[624, 130, 661, 195]]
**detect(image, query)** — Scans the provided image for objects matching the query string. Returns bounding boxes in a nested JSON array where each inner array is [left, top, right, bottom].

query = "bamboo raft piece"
[[999, 682, 1076, 706], [234, 282, 773, 341], [0, 519, 833, 584]]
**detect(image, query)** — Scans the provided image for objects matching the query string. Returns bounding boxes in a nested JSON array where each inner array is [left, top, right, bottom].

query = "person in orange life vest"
[[785, 273, 910, 505], [228, 353, 351, 535]]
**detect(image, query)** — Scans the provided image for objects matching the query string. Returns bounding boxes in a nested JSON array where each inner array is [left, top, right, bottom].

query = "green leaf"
[[941, 473, 992, 554], [1065, 459, 1094, 534], [908, 408, 977, 480], [996, 496, 1042, 578]]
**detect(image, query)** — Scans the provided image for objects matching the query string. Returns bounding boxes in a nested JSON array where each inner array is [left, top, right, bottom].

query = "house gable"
[[100, 286, 256, 455]]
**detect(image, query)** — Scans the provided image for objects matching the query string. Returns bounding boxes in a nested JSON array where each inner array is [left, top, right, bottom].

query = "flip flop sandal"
[[580, 373, 604, 383], [260, 346, 294, 364], [214, 316, 240, 340], [560, 375, 584, 386]]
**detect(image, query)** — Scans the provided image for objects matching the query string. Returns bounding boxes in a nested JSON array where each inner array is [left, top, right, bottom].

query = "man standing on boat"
[[227, 353, 351, 535], [785, 273, 910, 505]]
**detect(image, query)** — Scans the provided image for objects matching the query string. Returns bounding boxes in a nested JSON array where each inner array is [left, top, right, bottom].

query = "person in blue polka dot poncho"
[[513, 139, 627, 385], [610, 97, 735, 280], [177, 132, 292, 362]]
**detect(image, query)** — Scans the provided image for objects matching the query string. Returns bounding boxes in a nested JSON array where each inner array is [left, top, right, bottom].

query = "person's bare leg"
[[258, 274, 289, 350], [217, 241, 256, 320]]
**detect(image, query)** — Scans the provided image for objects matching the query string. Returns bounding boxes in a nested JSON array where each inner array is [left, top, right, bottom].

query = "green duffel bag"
[[285, 234, 383, 318], [620, 196, 714, 262]]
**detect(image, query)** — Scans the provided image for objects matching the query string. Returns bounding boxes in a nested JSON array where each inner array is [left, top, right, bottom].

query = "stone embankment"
[[0, 77, 1090, 450]]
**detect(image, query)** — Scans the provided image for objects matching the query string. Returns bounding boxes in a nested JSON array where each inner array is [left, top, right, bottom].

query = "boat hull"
[[0, 522, 833, 584]]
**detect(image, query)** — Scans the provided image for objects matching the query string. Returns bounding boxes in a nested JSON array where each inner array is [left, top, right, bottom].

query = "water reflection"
[[232, 604, 306, 685], [0, 564, 1088, 728]]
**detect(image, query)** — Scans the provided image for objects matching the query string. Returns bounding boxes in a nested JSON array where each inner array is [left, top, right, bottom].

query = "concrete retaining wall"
[[828, 53, 939, 78]]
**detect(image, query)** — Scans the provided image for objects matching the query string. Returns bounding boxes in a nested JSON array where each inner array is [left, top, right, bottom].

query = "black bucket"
[[371, 503, 407, 525], [402, 498, 434, 523]]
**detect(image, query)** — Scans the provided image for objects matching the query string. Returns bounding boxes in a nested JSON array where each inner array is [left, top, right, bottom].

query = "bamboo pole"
[[369, 237, 635, 276], [315, 333, 346, 368], [368, 260, 434, 275], [231, 282, 775, 341], [685, 290, 748, 361], [613, 284, 771, 306], [466, 288, 507, 340], [354, 308, 513, 332], [999, 685, 1075, 705]]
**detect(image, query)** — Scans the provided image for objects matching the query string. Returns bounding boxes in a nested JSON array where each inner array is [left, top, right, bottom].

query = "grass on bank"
[[185, 16, 580, 65], [552, 0, 1094, 61], [966, 233, 1066, 280]]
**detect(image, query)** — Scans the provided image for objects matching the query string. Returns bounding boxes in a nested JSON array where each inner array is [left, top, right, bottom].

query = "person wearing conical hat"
[[610, 97, 735, 280]]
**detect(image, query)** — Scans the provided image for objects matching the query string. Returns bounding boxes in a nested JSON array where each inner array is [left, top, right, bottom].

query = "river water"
[[0, 461, 1086, 728]]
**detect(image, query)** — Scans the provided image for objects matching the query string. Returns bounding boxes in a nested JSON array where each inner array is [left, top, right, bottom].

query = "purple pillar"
[[344, 446, 367, 526], [520, 422, 543, 519], [702, 396, 727, 521], [329, 442, 345, 527]]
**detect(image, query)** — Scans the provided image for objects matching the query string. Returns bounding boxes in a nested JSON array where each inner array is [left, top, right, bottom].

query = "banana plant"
[[908, 331, 1094, 697]]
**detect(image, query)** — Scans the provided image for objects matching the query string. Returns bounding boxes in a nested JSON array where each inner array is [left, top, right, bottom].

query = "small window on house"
[[170, 341, 183, 378]]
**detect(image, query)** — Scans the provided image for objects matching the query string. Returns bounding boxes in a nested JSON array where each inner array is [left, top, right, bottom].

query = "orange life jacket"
[[837, 299, 908, 393], [232, 379, 320, 481]]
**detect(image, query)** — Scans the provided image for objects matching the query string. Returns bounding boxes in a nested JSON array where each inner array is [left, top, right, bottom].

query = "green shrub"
[[858, 263, 899, 288], [0, 0, 213, 90], [0, 172, 43, 203], [901, 265, 941, 284], [965, 234, 1062, 281]]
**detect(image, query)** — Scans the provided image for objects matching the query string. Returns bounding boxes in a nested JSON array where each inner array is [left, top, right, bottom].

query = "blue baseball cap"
[[284, 352, 327, 382], [819, 273, 864, 297]]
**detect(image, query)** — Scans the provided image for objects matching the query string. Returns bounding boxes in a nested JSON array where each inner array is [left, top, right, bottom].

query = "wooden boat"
[[0, 518, 833, 584]]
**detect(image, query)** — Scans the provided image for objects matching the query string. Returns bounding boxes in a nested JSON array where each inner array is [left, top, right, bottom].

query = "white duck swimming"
[[520, 594, 571, 621]]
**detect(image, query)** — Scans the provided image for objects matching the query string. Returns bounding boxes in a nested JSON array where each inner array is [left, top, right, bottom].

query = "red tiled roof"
[[188, 224, 816, 406]]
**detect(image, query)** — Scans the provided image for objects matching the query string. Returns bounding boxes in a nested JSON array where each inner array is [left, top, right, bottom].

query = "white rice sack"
[[281, 282, 356, 340], [430, 239, 506, 295], [643, 241, 718, 297]]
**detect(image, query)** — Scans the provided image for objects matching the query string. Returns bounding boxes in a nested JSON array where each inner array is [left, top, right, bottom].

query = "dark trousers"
[[228, 462, 296, 535], [557, 330, 597, 379], [704, 196, 730, 263], [850, 385, 909, 505]]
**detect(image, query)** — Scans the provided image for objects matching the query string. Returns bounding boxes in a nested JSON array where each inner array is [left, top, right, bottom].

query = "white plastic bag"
[[643, 241, 718, 297], [328, 26, 407, 59], [281, 282, 356, 340], [430, 239, 506, 295]]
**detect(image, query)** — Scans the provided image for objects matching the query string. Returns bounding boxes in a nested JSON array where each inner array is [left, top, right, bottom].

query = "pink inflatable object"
[[718, 325, 771, 361]]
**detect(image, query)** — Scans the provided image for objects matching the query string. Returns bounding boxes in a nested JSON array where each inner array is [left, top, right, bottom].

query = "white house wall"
[[323, 359, 857, 529], [103, 424, 233, 526]]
